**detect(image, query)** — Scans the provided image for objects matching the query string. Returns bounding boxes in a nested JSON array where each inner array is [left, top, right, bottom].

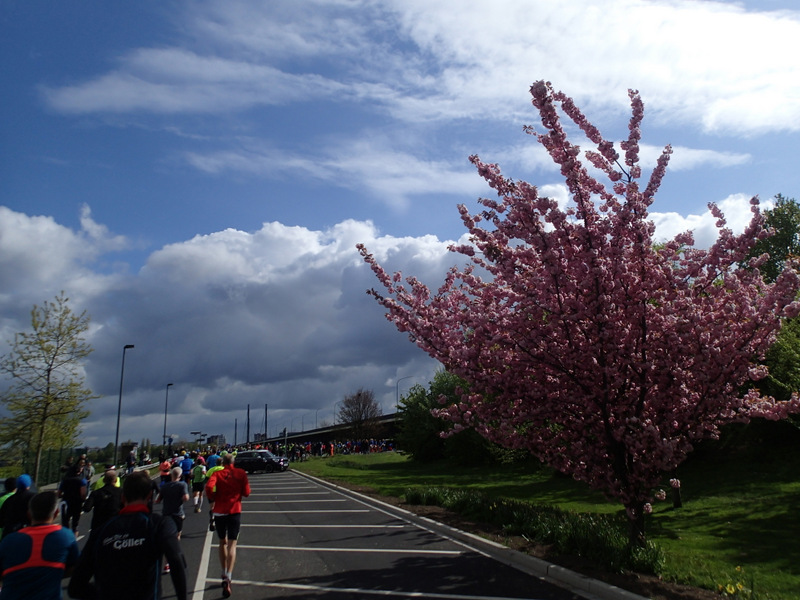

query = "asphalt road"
[[69, 469, 607, 600], [184, 469, 591, 600]]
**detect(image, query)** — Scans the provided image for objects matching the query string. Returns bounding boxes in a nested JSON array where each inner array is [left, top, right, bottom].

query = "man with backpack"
[[68, 471, 187, 600]]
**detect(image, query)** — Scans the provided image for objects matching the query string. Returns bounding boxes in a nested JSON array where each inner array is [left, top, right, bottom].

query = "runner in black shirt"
[[68, 471, 187, 600]]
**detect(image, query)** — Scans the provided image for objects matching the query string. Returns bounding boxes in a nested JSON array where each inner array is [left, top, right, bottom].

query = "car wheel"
[[264, 463, 275, 473]]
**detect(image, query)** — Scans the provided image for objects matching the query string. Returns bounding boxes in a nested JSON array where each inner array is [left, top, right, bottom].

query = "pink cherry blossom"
[[358, 81, 800, 544]]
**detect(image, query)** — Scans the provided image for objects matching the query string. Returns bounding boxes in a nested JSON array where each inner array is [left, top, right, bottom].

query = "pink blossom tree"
[[358, 81, 800, 545]]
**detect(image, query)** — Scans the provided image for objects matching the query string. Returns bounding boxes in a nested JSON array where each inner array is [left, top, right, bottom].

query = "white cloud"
[[0, 206, 126, 306], [0, 211, 450, 445], [184, 138, 483, 210], [38, 1, 800, 134], [650, 193, 759, 247], [79, 204, 129, 252], [42, 48, 347, 114], [384, 0, 800, 133], [639, 144, 750, 172]]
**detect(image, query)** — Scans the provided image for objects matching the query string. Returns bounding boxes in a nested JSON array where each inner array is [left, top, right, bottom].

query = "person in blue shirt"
[[0, 490, 79, 599], [206, 451, 221, 469], [178, 453, 193, 485]]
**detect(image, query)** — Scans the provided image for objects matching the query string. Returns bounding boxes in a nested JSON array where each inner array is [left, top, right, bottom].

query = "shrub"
[[404, 486, 664, 574]]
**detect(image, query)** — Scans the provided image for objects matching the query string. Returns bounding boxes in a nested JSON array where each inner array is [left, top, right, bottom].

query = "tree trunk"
[[627, 502, 647, 548], [670, 470, 683, 509], [672, 486, 683, 509], [33, 439, 43, 486], [33, 406, 49, 486]]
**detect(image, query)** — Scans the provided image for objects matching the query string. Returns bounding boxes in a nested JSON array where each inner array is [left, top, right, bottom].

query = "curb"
[[294, 470, 648, 600]]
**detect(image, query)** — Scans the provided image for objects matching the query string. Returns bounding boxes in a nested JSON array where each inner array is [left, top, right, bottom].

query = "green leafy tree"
[[742, 196, 800, 402], [742, 194, 800, 283], [758, 317, 800, 402], [399, 370, 492, 463], [398, 377, 449, 461], [0, 292, 94, 485]]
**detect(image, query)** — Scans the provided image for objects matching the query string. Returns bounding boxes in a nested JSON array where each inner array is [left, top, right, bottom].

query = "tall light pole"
[[163, 383, 173, 448], [333, 401, 341, 424], [114, 344, 134, 467], [395, 375, 415, 412]]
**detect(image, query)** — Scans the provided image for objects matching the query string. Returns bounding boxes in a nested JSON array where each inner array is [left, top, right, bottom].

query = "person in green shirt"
[[90, 465, 121, 491], [0, 477, 16, 511]]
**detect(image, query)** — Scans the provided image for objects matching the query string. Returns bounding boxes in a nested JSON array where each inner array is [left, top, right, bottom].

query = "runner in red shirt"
[[205, 453, 250, 598]]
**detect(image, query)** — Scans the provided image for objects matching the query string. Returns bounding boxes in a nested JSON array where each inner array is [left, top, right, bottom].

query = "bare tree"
[[339, 388, 382, 441]]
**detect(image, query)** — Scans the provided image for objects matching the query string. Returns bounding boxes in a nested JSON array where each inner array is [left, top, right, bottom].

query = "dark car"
[[235, 450, 289, 473]]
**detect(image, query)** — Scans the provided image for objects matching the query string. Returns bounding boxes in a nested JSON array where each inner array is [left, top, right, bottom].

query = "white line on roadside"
[[191, 525, 215, 600], [250, 491, 333, 495], [245, 508, 370, 513], [246, 499, 347, 503], [244, 523, 407, 528], [229, 579, 552, 600], [235, 544, 463, 555]]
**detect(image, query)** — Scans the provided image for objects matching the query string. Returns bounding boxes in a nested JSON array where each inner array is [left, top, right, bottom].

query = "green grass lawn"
[[292, 449, 800, 599]]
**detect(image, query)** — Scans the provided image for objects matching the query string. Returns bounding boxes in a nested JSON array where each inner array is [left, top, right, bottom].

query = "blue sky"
[[2, 0, 800, 449]]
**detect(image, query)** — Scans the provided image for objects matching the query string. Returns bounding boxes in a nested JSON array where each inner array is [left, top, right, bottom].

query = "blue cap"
[[16, 474, 31, 490]]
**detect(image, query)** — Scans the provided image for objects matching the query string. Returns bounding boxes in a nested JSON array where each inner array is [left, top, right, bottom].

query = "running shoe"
[[163, 563, 170, 574], [222, 578, 231, 598]]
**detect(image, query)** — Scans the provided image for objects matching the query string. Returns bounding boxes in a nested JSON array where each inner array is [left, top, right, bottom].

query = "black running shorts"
[[214, 513, 242, 541]]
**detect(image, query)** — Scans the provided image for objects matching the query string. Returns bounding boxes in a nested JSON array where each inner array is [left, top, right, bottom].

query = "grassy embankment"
[[292, 447, 800, 599]]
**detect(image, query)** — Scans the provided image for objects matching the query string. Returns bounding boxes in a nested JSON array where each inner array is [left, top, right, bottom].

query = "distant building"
[[207, 434, 226, 448]]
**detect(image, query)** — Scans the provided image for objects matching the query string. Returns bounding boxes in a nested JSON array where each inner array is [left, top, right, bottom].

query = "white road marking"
[[246, 508, 370, 514], [232, 579, 552, 600], [192, 526, 216, 600], [235, 544, 464, 555], [245, 523, 407, 529]]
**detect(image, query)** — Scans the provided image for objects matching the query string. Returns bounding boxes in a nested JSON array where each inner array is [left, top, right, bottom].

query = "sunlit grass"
[[293, 450, 800, 599]]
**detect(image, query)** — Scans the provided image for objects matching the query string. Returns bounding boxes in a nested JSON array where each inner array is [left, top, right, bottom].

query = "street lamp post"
[[163, 383, 173, 449], [114, 344, 135, 468], [395, 375, 415, 412], [333, 401, 341, 424]]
